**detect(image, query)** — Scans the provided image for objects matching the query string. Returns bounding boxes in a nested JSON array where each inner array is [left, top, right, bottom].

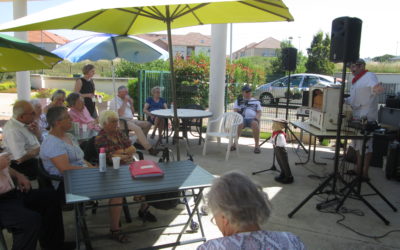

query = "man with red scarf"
[[345, 59, 384, 180]]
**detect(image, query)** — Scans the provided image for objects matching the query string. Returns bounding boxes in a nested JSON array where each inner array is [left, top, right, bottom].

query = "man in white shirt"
[[233, 85, 262, 154], [109, 86, 158, 155], [345, 59, 384, 179], [3, 101, 41, 180]]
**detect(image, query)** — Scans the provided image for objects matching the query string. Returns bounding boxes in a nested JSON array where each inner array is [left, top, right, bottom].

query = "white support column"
[[13, 0, 31, 101], [209, 24, 227, 131]]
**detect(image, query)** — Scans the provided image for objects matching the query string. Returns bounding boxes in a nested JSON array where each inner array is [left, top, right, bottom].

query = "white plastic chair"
[[202, 112, 243, 161]]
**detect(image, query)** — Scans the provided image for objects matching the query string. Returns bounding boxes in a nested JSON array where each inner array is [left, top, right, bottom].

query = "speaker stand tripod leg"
[[365, 181, 397, 212], [288, 174, 334, 218], [252, 150, 280, 175]]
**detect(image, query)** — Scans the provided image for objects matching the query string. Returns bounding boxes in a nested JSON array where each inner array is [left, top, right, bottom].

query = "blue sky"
[[1, 0, 399, 58]]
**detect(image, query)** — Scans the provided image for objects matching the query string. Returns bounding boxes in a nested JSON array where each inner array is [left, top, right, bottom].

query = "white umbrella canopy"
[[0, 0, 293, 160]]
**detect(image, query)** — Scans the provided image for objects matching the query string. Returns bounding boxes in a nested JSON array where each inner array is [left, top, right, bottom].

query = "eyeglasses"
[[210, 216, 216, 225]]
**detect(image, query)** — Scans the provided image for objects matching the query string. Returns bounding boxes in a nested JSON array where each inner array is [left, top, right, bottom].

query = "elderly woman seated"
[[30, 99, 48, 138], [143, 86, 168, 141], [95, 110, 157, 222], [197, 172, 305, 250], [43, 89, 66, 114], [66, 92, 100, 131], [40, 106, 129, 243]]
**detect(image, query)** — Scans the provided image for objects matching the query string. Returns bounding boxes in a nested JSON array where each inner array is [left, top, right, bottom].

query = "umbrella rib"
[[172, 3, 209, 20], [184, 4, 203, 25], [111, 36, 119, 58], [72, 10, 106, 29], [240, 1, 292, 21], [170, 4, 185, 18], [64, 35, 96, 59], [124, 8, 141, 35], [148, 6, 166, 19], [118, 8, 164, 21]]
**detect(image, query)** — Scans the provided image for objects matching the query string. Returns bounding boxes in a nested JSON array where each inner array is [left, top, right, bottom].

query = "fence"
[[137, 70, 398, 132]]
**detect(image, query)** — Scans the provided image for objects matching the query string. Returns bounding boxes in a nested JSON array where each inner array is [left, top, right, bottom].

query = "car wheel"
[[260, 93, 274, 105]]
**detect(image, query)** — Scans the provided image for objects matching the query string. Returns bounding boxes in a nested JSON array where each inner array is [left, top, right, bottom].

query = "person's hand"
[[373, 82, 384, 94], [0, 153, 10, 170], [28, 121, 40, 135], [15, 173, 31, 193]]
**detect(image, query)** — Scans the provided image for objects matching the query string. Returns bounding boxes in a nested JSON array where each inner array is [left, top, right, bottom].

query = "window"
[[288, 76, 302, 87], [302, 76, 319, 88], [272, 77, 288, 87]]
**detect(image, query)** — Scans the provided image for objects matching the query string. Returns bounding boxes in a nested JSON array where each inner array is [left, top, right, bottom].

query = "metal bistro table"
[[64, 160, 215, 250], [290, 121, 364, 165], [151, 109, 212, 143]]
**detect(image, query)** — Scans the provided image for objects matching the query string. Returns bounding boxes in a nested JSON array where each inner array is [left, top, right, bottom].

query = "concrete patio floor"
[[1, 119, 400, 249]]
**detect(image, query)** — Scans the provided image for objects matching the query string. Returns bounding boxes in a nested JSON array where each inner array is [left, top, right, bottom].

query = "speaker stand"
[[252, 144, 280, 175]]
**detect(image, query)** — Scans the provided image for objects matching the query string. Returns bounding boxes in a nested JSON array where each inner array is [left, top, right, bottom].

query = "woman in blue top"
[[40, 106, 129, 243], [143, 86, 168, 141]]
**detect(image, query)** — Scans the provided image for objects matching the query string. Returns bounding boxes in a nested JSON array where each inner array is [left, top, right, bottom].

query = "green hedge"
[[0, 81, 16, 91]]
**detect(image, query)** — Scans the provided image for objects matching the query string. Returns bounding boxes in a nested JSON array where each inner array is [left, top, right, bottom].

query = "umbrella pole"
[[112, 61, 117, 110], [166, 7, 180, 161]]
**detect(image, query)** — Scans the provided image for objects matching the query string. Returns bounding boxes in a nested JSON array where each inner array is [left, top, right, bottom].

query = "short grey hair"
[[99, 110, 119, 128], [46, 106, 68, 128], [51, 89, 66, 101], [66, 92, 81, 107], [117, 85, 128, 92], [29, 99, 41, 108], [207, 171, 271, 228], [12, 100, 31, 118], [151, 86, 161, 95]]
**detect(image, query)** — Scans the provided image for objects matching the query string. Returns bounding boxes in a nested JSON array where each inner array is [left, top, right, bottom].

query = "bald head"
[[13, 100, 35, 124]]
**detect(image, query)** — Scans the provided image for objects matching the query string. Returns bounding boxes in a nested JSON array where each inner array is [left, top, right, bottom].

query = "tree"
[[305, 32, 335, 75], [372, 54, 395, 62]]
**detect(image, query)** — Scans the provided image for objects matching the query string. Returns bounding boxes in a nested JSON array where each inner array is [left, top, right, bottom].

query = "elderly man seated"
[[0, 153, 74, 250], [3, 100, 42, 182], [66, 92, 100, 131], [233, 85, 262, 154], [197, 172, 305, 250], [109, 85, 158, 156]]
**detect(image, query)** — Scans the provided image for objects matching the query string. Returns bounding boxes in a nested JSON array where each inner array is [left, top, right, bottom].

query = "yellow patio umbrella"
[[0, 0, 294, 159]]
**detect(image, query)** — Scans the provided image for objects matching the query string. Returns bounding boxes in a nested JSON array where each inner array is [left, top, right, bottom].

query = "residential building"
[[28, 30, 69, 52], [137, 32, 211, 59], [232, 37, 280, 60]]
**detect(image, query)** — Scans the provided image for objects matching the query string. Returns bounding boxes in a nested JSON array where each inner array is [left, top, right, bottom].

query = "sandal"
[[254, 147, 261, 154], [230, 145, 236, 151], [110, 229, 129, 243]]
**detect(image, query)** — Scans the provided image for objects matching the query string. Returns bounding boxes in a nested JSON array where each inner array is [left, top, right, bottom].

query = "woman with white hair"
[[43, 89, 66, 114], [95, 110, 136, 164], [40, 107, 129, 243], [95, 110, 157, 223], [197, 172, 305, 250], [30, 99, 48, 141], [143, 86, 168, 141]]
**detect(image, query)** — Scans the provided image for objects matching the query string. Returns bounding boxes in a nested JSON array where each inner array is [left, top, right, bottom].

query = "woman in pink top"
[[66, 93, 100, 131]]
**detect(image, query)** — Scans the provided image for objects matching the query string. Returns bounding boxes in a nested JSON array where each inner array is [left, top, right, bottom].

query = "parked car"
[[253, 73, 340, 105]]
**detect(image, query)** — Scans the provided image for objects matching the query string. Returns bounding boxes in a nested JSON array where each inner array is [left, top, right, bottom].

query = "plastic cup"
[[112, 157, 121, 169], [82, 124, 88, 133]]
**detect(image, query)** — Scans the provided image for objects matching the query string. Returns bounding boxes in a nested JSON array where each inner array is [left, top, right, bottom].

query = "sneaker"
[[254, 147, 261, 154], [133, 142, 145, 150], [148, 147, 160, 156], [138, 209, 157, 222], [274, 176, 294, 184]]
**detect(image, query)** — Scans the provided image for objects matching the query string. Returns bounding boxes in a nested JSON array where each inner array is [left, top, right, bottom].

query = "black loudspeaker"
[[330, 16, 362, 63], [282, 47, 297, 71]]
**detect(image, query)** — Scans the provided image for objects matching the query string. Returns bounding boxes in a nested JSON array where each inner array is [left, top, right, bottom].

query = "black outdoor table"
[[64, 160, 215, 250], [290, 121, 366, 165]]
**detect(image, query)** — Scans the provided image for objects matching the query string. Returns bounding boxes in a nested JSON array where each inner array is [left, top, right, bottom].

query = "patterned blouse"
[[94, 129, 132, 163], [197, 230, 305, 250]]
